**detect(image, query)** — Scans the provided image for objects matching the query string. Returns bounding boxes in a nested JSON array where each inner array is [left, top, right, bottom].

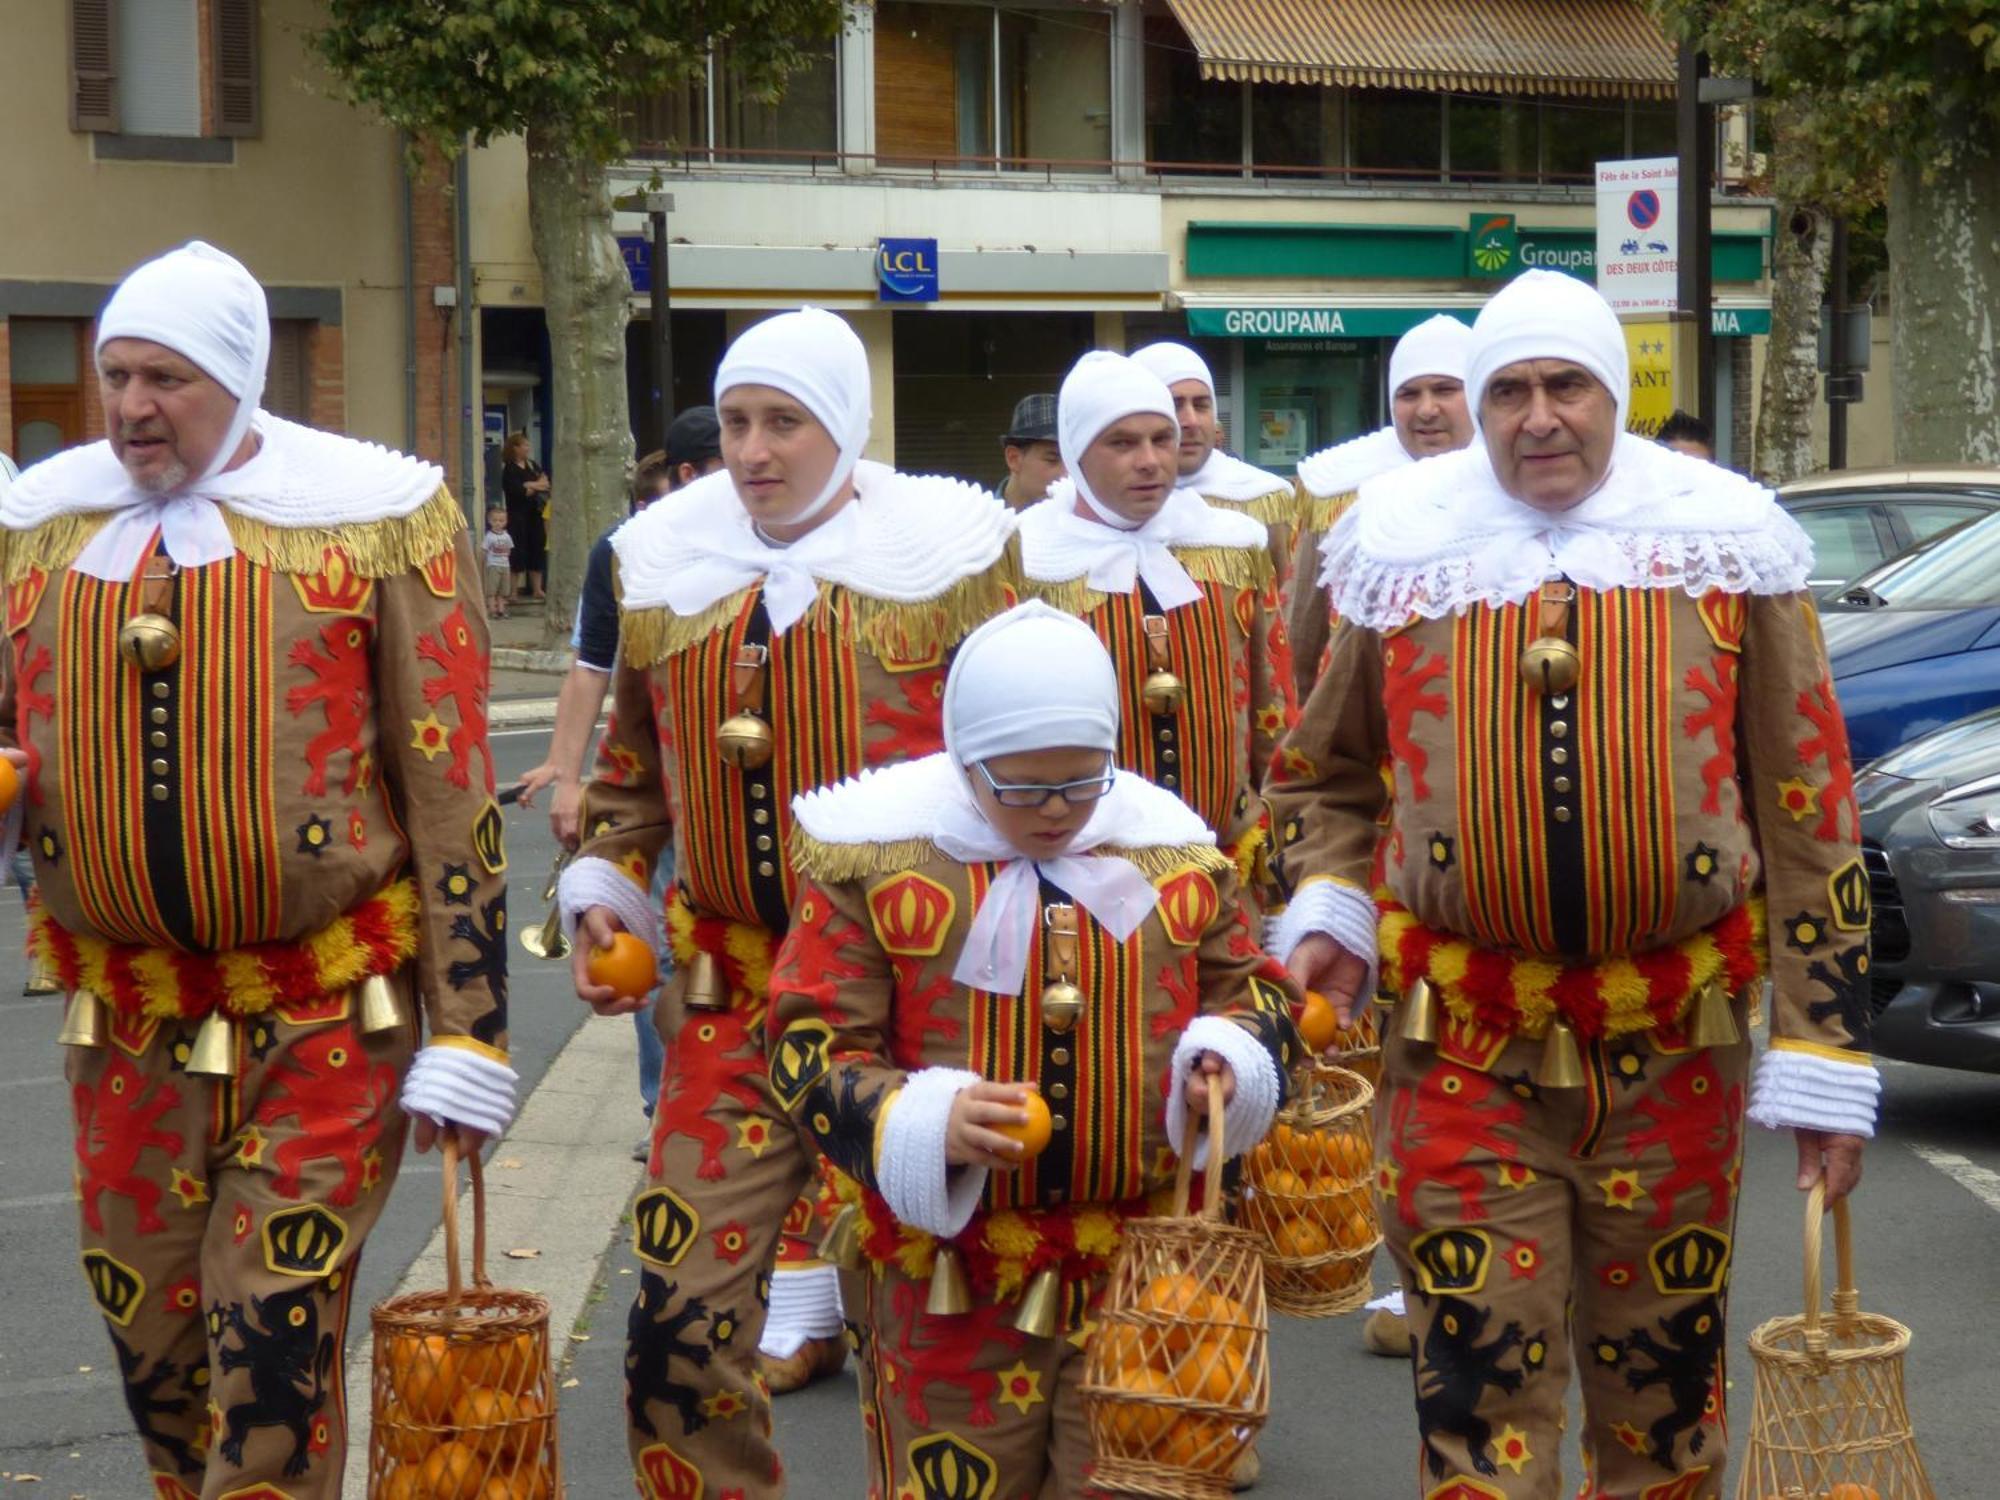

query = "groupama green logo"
[[1468, 214, 1518, 277]]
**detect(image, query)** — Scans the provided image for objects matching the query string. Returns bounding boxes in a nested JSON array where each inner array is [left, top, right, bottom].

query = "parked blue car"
[[1822, 508, 2000, 764]]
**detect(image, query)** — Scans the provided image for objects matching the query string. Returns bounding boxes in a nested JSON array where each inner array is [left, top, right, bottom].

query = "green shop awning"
[[1184, 305, 1770, 338]]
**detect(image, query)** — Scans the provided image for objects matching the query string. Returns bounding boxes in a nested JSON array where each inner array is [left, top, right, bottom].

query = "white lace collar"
[[1321, 434, 1813, 631]]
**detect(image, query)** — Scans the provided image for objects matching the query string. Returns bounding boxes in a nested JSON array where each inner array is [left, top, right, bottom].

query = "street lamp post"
[[647, 191, 675, 453]]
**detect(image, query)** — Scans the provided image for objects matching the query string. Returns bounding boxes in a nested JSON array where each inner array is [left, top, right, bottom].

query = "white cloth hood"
[[714, 307, 871, 525]]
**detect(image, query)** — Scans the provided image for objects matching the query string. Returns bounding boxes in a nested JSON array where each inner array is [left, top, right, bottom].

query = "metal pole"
[[1828, 214, 1850, 471], [648, 191, 675, 453], [1676, 43, 1716, 430]]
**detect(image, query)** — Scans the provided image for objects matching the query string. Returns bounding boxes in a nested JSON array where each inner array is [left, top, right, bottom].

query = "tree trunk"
[[1890, 67, 2000, 464], [1755, 113, 1830, 485], [525, 125, 634, 647]]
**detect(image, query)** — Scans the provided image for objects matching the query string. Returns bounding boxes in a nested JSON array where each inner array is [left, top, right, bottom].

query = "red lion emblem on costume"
[[415, 602, 494, 792], [1386, 1063, 1524, 1229], [650, 1010, 765, 1182], [887, 1278, 1024, 1427], [255, 1025, 398, 1206], [74, 1055, 184, 1234], [1624, 1052, 1742, 1228], [286, 620, 374, 797]]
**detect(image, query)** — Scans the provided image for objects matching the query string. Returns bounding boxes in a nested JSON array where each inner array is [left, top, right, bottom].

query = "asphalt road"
[[4, 726, 1998, 1495]]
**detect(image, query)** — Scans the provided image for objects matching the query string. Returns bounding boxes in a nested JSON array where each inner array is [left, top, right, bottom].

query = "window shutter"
[[212, 0, 260, 137], [69, 0, 119, 133], [264, 321, 309, 422]]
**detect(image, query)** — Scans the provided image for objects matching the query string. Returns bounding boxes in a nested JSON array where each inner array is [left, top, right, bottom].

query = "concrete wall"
[[0, 0, 413, 449]]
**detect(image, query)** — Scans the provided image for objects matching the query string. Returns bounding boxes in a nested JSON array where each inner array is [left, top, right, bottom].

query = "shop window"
[[1632, 103, 1678, 158], [1447, 95, 1539, 183], [998, 8, 1110, 169], [876, 2, 995, 160], [1251, 84, 1342, 175], [10, 319, 89, 469], [1143, 14, 1241, 169], [1541, 99, 1629, 181], [891, 311, 1095, 482], [623, 39, 837, 164], [70, 0, 261, 141], [1349, 90, 1443, 182]]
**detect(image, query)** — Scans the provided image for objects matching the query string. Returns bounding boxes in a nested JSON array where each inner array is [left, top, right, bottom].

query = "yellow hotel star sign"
[[1623, 322, 1674, 438]]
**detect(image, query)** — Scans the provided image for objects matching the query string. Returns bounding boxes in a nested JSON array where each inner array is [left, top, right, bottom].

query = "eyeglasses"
[[975, 759, 1116, 809], [1482, 371, 1604, 415]]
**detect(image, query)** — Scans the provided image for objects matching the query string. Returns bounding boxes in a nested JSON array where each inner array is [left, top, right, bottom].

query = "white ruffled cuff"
[[1266, 879, 1379, 984], [758, 1263, 845, 1358], [878, 1067, 990, 1239], [1747, 1044, 1881, 1138], [401, 1042, 520, 1138], [1166, 1015, 1283, 1170], [557, 854, 663, 954]]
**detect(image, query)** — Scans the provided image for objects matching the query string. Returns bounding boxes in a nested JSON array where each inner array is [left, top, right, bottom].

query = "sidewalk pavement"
[[488, 600, 571, 727]]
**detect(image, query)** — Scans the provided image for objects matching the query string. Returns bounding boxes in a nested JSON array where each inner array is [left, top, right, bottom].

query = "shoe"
[[1363, 1308, 1411, 1357], [1230, 1443, 1260, 1491], [758, 1333, 847, 1395], [631, 1134, 652, 1163]]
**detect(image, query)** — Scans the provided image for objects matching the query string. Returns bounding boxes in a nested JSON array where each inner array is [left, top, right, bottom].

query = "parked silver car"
[[1855, 706, 2000, 1071]]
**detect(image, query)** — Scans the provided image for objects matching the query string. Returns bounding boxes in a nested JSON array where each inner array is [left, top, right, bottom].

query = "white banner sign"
[[1594, 157, 1679, 313]]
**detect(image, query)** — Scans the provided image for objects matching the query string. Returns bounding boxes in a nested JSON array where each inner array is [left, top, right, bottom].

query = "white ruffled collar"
[[1, 412, 443, 531], [1018, 483, 1266, 585], [1295, 426, 1411, 500], [792, 752, 1214, 858], [1321, 434, 1813, 631], [613, 460, 1016, 614], [1177, 448, 1290, 504]]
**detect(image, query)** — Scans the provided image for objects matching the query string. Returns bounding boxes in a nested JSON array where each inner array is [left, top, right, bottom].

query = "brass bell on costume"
[[1040, 979, 1083, 1034], [59, 988, 107, 1048], [817, 1205, 863, 1271], [1536, 1019, 1585, 1089], [1687, 981, 1741, 1049], [1013, 1267, 1062, 1338], [25, 952, 63, 996], [1141, 669, 1186, 716], [683, 950, 726, 1012], [1519, 636, 1581, 695], [186, 1010, 236, 1077], [357, 973, 408, 1036], [925, 1246, 972, 1316], [716, 712, 775, 770], [1399, 977, 1437, 1043], [117, 614, 182, 673]]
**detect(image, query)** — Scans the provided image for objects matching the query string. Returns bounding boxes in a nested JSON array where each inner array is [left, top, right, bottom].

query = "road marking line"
[[0, 1191, 74, 1211], [0, 1072, 62, 1090], [1909, 1143, 2000, 1214]]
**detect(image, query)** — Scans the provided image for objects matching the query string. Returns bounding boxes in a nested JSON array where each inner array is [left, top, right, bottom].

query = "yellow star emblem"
[[996, 1360, 1045, 1416], [1376, 1161, 1401, 1197], [606, 743, 644, 779], [1256, 704, 1288, 736], [701, 1388, 748, 1421], [735, 1118, 773, 1158], [169, 1168, 209, 1209], [409, 711, 450, 761], [1496, 1162, 1537, 1191], [360, 1149, 384, 1194], [1775, 776, 1820, 822], [1280, 747, 1316, 780], [1493, 1423, 1532, 1474], [233, 1126, 269, 1169], [1067, 1313, 1098, 1351], [1598, 1168, 1646, 1209], [1612, 1419, 1647, 1454]]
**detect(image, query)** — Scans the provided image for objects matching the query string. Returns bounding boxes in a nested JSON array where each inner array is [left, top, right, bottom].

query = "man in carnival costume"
[[1269, 270, 1874, 1499], [559, 307, 1019, 1497], [767, 599, 1302, 1497], [0, 242, 508, 1496]]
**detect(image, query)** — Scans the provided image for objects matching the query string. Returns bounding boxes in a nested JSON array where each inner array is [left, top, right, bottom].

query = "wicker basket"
[[1734, 1185, 1933, 1500], [1327, 1004, 1382, 1088], [369, 1137, 563, 1498], [1241, 1062, 1380, 1317], [1082, 1082, 1270, 1499]]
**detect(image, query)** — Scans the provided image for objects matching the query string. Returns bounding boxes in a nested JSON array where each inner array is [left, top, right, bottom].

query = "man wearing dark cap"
[[998, 391, 1064, 509]]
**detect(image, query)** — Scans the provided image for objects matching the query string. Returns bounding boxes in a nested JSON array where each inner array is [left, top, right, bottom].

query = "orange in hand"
[[991, 1089, 1053, 1163], [586, 932, 658, 999], [1297, 991, 1340, 1053], [0, 758, 17, 816]]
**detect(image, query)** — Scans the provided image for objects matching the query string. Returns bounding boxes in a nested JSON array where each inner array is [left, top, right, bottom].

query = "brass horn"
[[520, 848, 574, 960]]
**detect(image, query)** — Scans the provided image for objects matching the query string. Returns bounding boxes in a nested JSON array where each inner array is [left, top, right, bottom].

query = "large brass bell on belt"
[[118, 614, 182, 673], [186, 1010, 236, 1077], [357, 973, 408, 1036], [1687, 980, 1741, 1049], [926, 1245, 972, 1316], [1012, 1266, 1062, 1337], [817, 1204, 864, 1271], [1536, 1019, 1586, 1089], [683, 950, 727, 1012], [59, 988, 107, 1048], [1519, 636, 1581, 694], [1141, 669, 1186, 716], [716, 711, 774, 770], [1399, 977, 1438, 1043], [1040, 979, 1083, 1034]]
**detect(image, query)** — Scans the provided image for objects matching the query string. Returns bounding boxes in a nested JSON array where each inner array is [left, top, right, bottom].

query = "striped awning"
[[1163, 0, 1677, 100]]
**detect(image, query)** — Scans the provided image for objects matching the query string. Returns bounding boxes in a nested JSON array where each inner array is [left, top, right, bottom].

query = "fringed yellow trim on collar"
[[789, 830, 1231, 886], [621, 563, 1017, 670], [1295, 485, 1359, 536], [1022, 543, 1273, 618], [1208, 487, 1299, 529], [0, 486, 465, 584]]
